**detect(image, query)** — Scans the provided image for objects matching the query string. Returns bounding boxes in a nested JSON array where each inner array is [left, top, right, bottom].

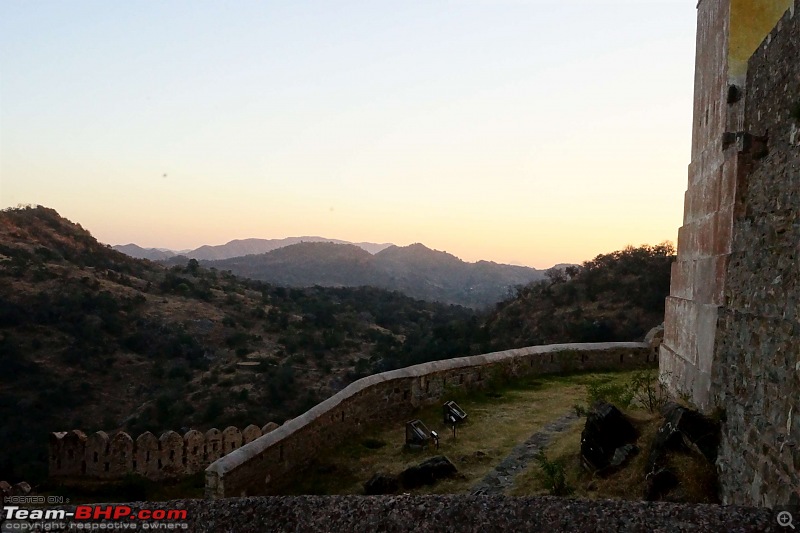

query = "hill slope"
[[482, 243, 674, 350], [0, 206, 478, 484]]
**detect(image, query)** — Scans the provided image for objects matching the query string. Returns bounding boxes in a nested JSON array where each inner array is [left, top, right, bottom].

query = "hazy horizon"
[[110, 230, 671, 269], [1, 1, 696, 270]]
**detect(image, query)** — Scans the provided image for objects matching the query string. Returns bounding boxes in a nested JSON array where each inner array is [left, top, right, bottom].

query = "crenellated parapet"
[[49, 423, 278, 482], [0, 480, 32, 499]]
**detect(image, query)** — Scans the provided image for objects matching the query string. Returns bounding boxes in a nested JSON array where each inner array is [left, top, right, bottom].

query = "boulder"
[[399, 456, 458, 489], [600, 444, 639, 477], [581, 402, 637, 472], [363, 473, 399, 495], [645, 402, 720, 476]]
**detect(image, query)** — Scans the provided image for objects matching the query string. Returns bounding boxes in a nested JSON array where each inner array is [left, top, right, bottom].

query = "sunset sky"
[[0, 1, 696, 269]]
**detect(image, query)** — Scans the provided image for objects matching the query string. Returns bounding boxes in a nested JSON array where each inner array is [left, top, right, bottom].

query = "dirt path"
[[470, 411, 580, 495]]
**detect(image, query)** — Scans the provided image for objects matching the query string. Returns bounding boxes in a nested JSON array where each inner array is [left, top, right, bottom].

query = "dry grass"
[[511, 409, 662, 500], [510, 411, 661, 500], [284, 370, 638, 495], [665, 451, 719, 503], [510, 406, 719, 504]]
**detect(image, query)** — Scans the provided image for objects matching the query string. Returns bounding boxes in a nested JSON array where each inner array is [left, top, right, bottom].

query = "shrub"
[[535, 451, 573, 496], [627, 370, 670, 413], [586, 378, 633, 409]]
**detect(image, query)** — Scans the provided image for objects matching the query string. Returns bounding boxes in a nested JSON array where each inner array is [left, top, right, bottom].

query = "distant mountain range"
[[113, 237, 392, 262], [115, 238, 551, 308], [158, 241, 547, 308]]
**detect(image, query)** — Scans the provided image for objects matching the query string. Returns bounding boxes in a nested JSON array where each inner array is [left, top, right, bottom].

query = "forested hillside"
[[483, 243, 674, 350], [0, 206, 478, 484]]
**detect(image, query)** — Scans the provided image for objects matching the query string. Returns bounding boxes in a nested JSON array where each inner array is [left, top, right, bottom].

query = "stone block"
[[109, 432, 134, 477], [243, 425, 262, 444], [84, 431, 110, 478], [184, 430, 206, 475], [160, 430, 185, 479], [222, 426, 243, 455], [135, 432, 159, 478], [205, 429, 223, 463], [714, 206, 734, 256]]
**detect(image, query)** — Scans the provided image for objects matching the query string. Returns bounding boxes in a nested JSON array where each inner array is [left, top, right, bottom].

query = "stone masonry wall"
[[660, 0, 745, 411], [712, 3, 800, 507], [49, 422, 279, 483], [205, 342, 654, 498]]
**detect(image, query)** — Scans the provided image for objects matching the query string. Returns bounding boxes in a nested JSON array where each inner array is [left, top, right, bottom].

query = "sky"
[[0, 1, 697, 269]]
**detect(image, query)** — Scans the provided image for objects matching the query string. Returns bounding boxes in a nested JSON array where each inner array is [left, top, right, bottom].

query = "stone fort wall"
[[205, 342, 655, 498], [661, 0, 799, 507], [711, 4, 800, 507], [49, 422, 279, 482]]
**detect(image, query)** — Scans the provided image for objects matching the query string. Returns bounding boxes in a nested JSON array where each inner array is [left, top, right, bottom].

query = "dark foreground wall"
[[3, 496, 783, 533], [206, 342, 655, 498], [712, 4, 800, 507]]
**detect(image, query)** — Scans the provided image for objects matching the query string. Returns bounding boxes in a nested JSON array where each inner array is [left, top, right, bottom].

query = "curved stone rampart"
[[206, 342, 654, 498]]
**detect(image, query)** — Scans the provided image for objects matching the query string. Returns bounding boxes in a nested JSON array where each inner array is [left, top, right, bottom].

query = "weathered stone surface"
[[205, 428, 223, 463], [222, 426, 243, 455], [715, 1, 800, 507], [160, 430, 185, 479], [242, 425, 262, 444], [604, 444, 639, 476], [663, 403, 720, 463], [363, 473, 399, 495], [84, 431, 110, 478], [580, 402, 637, 472], [50, 423, 275, 483], [109, 431, 134, 477], [399, 456, 458, 489], [24, 496, 783, 532], [261, 422, 279, 434], [661, 0, 800, 507], [184, 430, 206, 475], [644, 324, 664, 350]]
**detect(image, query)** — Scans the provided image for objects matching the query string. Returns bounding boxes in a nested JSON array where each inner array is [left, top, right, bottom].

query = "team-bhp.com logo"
[[3, 505, 188, 530]]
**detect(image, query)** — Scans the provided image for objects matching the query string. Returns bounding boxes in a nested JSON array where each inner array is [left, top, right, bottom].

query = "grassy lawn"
[[284, 369, 642, 496]]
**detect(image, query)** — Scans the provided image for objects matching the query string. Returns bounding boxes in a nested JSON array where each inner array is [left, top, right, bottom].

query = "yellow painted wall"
[[729, 0, 793, 78]]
